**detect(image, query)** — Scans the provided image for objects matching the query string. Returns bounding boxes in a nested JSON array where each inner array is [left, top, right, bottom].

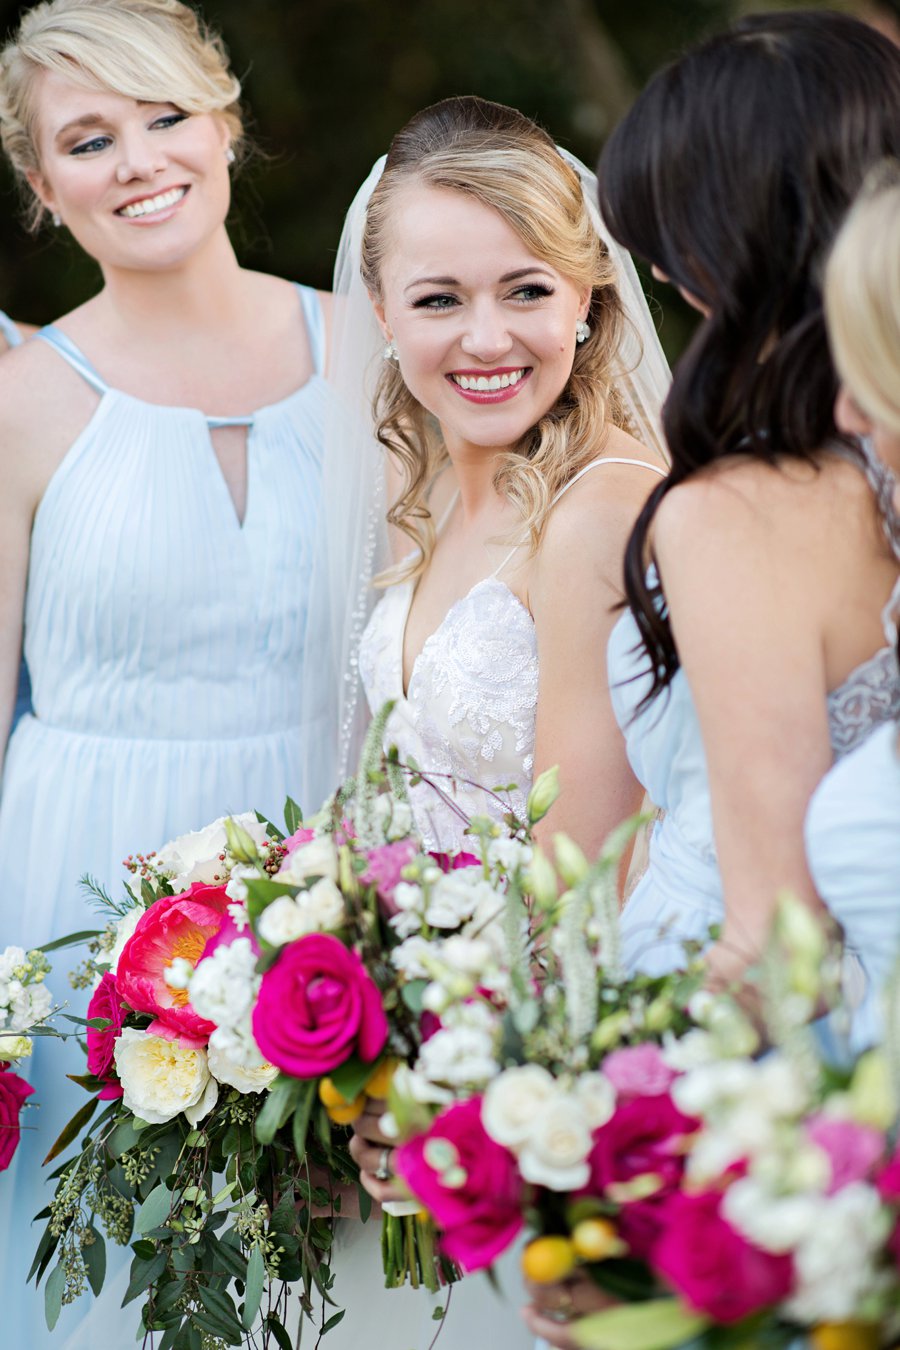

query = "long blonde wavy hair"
[[0, 0, 244, 231], [361, 95, 633, 584]]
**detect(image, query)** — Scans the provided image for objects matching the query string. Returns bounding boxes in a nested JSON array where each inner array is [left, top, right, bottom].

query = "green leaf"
[[214, 1235, 248, 1281], [284, 796, 304, 835], [84, 1228, 106, 1297], [44, 1261, 65, 1331], [329, 1055, 374, 1103], [291, 1079, 318, 1161], [265, 1314, 294, 1350], [43, 1095, 99, 1164], [321, 1310, 346, 1333], [39, 929, 102, 954], [357, 1183, 372, 1224], [254, 809, 285, 843], [123, 1251, 168, 1304], [134, 1183, 173, 1234], [28, 1221, 60, 1285], [242, 1244, 266, 1330], [254, 1075, 303, 1145], [107, 1116, 143, 1158], [197, 1287, 243, 1344], [572, 1299, 710, 1350], [401, 980, 427, 1015]]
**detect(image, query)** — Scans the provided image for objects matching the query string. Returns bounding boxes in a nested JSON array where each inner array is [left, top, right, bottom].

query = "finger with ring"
[[374, 1146, 393, 1182]]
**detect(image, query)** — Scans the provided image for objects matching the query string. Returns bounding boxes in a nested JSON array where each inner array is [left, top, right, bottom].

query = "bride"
[[311, 95, 670, 1347]]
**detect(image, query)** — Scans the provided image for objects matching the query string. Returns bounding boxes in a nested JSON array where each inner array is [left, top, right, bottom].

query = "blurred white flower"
[[106, 906, 144, 975], [723, 1177, 823, 1253], [155, 813, 267, 891], [207, 1035, 277, 1094], [257, 897, 307, 947], [575, 1073, 616, 1129], [784, 1184, 890, 1323], [518, 1093, 593, 1191], [276, 836, 338, 884], [483, 1066, 556, 1149]]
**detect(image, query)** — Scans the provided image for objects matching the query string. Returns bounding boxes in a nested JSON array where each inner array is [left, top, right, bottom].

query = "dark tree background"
[[0, 0, 866, 357]]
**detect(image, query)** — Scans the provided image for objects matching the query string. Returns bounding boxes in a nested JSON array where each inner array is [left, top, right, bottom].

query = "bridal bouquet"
[[33, 812, 356, 1348], [393, 876, 900, 1350], [0, 944, 54, 1172], [194, 703, 550, 1295]]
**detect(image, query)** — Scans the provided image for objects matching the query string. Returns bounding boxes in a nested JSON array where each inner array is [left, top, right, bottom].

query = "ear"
[[834, 384, 873, 439], [368, 293, 391, 343], [25, 167, 57, 216], [579, 284, 592, 322]]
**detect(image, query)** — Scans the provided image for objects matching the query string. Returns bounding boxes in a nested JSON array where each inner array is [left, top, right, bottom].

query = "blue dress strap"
[[0, 310, 22, 348], [296, 284, 326, 375], [37, 325, 109, 396]]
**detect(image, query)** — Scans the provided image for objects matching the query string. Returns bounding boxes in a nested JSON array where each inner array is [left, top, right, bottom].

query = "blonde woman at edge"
[[318, 96, 669, 1349], [0, 2, 335, 1344]]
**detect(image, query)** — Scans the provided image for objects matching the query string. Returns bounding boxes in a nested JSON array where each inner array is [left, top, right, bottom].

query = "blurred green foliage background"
[[0, 0, 889, 358]]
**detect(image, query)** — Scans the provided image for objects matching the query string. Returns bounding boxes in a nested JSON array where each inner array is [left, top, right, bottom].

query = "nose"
[[114, 129, 167, 185], [459, 299, 514, 363]]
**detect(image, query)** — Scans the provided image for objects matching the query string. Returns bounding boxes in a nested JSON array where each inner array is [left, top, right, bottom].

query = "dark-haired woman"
[[598, 9, 900, 992]]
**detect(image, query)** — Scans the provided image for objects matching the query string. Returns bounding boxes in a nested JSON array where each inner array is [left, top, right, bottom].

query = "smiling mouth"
[[116, 186, 188, 219], [449, 368, 527, 392]]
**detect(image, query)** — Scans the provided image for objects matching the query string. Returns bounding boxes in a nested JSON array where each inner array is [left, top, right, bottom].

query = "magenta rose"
[[252, 933, 388, 1076], [361, 839, 418, 917], [86, 971, 128, 1099], [805, 1114, 884, 1194], [583, 1092, 698, 1257], [603, 1045, 677, 1101], [395, 1096, 523, 1272], [654, 1190, 794, 1322], [0, 1063, 35, 1171], [116, 882, 231, 1042]]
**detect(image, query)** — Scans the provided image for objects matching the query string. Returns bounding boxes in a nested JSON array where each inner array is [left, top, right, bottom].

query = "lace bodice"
[[359, 574, 538, 851]]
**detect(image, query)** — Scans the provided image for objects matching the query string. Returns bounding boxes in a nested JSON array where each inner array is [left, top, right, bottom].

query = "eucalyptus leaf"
[[83, 1227, 106, 1296], [572, 1298, 710, 1350], [266, 1314, 294, 1350], [321, 1310, 346, 1333], [123, 1251, 167, 1305], [134, 1182, 173, 1234], [242, 1244, 266, 1330], [43, 1095, 98, 1164], [44, 1261, 65, 1331]]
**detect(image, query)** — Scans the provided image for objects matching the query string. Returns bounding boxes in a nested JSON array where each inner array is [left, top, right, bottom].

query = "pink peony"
[[603, 1045, 677, 1101], [805, 1114, 884, 1194], [395, 1096, 523, 1272], [86, 972, 128, 1099], [583, 1092, 698, 1258], [0, 1063, 35, 1171], [654, 1190, 794, 1322], [361, 839, 418, 916], [252, 933, 387, 1077], [115, 883, 231, 1043]]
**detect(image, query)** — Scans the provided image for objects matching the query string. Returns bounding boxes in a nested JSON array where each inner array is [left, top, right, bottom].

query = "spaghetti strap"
[[296, 285, 326, 376], [493, 454, 668, 578], [37, 325, 109, 397], [0, 310, 22, 349]]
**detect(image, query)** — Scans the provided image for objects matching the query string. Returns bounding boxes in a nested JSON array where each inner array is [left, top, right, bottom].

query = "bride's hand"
[[349, 1097, 409, 1205], [521, 1272, 617, 1349]]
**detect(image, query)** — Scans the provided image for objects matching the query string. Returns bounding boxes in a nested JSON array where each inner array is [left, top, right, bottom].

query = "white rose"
[[518, 1093, 594, 1191], [575, 1073, 616, 1129], [299, 877, 345, 932], [207, 1035, 277, 1094], [483, 1066, 556, 1149], [115, 1027, 219, 1125], [189, 939, 258, 1028], [257, 896, 308, 947], [107, 906, 144, 975], [156, 813, 268, 891], [277, 837, 338, 884]]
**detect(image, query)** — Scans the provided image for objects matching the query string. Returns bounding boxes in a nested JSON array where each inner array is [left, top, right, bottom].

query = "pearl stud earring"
[[51, 212, 61, 227], [383, 339, 399, 362], [575, 319, 590, 343], [225, 146, 236, 165]]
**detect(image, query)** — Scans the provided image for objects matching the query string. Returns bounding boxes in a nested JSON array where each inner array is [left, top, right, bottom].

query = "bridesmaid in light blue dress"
[[594, 12, 900, 989], [805, 173, 900, 1051], [0, 3, 335, 1346]]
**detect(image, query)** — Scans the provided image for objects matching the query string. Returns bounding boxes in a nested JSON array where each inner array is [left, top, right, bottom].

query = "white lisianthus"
[[106, 906, 144, 975], [155, 813, 268, 891], [189, 938, 258, 1028], [575, 1072, 616, 1129], [483, 1066, 556, 1149], [518, 1093, 594, 1191], [784, 1184, 891, 1323], [277, 836, 338, 884], [115, 1027, 218, 1125], [0, 1034, 32, 1061], [207, 1036, 277, 1094]]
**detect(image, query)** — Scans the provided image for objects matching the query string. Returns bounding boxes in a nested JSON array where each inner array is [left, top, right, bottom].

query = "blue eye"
[[152, 113, 189, 130], [511, 284, 554, 303], [70, 135, 112, 156], [413, 294, 459, 310]]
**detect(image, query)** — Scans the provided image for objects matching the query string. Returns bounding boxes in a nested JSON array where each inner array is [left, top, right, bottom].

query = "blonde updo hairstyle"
[[361, 95, 632, 582], [825, 162, 900, 439], [0, 0, 244, 230]]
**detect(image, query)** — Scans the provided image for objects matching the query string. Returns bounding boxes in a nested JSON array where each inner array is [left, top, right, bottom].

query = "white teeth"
[[450, 368, 526, 392], [119, 186, 187, 219]]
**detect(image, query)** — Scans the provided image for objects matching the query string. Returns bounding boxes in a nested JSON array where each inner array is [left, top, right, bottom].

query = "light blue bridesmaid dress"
[[0, 309, 34, 731], [609, 444, 900, 979], [0, 285, 331, 1349]]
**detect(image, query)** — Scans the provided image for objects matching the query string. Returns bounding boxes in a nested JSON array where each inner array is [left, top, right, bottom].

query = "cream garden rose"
[[114, 1027, 218, 1124]]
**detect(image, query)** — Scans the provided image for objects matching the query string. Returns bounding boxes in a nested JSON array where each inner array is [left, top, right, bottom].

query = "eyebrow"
[[54, 102, 162, 145], [404, 266, 554, 293]]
